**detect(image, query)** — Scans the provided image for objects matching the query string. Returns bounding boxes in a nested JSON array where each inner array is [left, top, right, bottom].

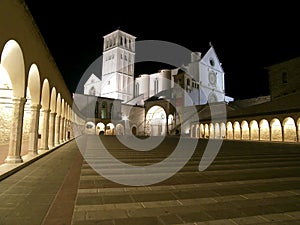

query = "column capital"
[[41, 108, 51, 113], [30, 103, 42, 110], [50, 111, 57, 116], [12, 97, 26, 105]]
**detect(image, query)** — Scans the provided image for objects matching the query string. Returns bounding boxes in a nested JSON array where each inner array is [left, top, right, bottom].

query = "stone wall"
[[0, 104, 12, 144], [268, 57, 300, 99]]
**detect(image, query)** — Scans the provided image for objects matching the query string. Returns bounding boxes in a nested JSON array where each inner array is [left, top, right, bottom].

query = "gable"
[[201, 46, 224, 73], [84, 73, 101, 86]]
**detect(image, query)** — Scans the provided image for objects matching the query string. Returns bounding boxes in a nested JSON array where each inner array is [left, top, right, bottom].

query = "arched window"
[[187, 79, 191, 86], [135, 82, 139, 97], [101, 101, 107, 119], [89, 86, 95, 96], [154, 79, 159, 94]]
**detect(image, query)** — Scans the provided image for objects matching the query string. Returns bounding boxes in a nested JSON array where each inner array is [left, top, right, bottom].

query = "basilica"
[[84, 29, 233, 106], [79, 29, 234, 136]]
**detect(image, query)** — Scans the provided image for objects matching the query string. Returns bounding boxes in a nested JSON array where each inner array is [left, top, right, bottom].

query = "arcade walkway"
[[0, 136, 300, 225]]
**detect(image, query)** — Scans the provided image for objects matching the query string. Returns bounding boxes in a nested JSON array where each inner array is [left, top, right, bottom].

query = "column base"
[[39, 147, 49, 151], [27, 151, 38, 157], [4, 156, 23, 164], [38, 149, 49, 155]]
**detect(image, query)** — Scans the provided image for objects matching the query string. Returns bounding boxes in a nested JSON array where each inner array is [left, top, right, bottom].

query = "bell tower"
[[101, 29, 136, 102]]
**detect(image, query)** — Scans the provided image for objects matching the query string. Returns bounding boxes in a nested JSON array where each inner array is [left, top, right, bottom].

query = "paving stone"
[[231, 215, 268, 224], [2, 137, 300, 225]]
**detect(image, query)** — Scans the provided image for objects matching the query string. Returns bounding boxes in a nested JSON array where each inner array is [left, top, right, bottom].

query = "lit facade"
[[84, 30, 233, 106]]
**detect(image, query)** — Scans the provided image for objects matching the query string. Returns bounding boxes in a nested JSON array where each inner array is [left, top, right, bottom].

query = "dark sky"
[[24, 1, 300, 100]]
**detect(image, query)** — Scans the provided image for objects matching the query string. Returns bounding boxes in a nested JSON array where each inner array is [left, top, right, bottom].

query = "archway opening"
[[86, 121, 96, 134], [259, 119, 270, 141], [115, 124, 124, 135], [209, 123, 214, 139], [283, 117, 296, 142], [233, 122, 241, 140], [132, 126, 137, 136], [200, 124, 205, 138], [215, 123, 220, 139], [204, 124, 209, 138], [241, 121, 249, 140], [0, 65, 13, 145], [106, 123, 115, 135], [226, 122, 233, 139], [270, 118, 282, 142], [96, 122, 105, 135], [168, 114, 174, 134], [220, 123, 226, 139], [145, 105, 166, 136], [250, 120, 259, 141]]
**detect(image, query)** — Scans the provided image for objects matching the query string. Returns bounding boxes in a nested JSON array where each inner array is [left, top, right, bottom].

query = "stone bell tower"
[[101, 29, 136, 102]]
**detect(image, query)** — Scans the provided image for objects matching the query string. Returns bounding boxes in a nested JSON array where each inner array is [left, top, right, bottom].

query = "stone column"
[[5, 97, 26, 163], [48, 112, 57, 148], [63, 119, 67, 141], [54, 114, 61, 146], [296, 125, 299, 142], [281, 124, 284, 142], [65, 120, 70, 140], [27, 104, 41, 156], [60, 117, 65, 143], [39, 109, 50, 150]]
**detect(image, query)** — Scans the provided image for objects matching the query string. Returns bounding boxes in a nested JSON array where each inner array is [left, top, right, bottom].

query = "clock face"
[[209, 72, 216, 85]]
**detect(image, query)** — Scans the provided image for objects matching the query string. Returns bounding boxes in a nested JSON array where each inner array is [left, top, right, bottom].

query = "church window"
[[282, 72, 288, 83], [107, 81, 110, 85], [124, 55, 127, 61], [120, 53, 123, 59], [209, 58, 215, 67]]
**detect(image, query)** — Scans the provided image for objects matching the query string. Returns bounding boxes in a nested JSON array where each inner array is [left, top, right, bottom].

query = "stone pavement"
[[0, 139, 83, 225], [72, 135, 300, 225], [0, 135, 300, 225]]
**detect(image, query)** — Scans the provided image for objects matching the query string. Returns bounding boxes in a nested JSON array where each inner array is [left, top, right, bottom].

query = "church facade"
[[84, 29, 233, 107]]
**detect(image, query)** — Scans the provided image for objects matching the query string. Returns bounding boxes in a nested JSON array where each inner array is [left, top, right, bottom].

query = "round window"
[[209, 72, 216, 85]]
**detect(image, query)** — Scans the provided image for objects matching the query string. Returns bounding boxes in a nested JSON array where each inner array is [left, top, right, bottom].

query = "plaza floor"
[[0, 135, 300, 225]]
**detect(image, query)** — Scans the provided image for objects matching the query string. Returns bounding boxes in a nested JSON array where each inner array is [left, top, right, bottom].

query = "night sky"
[[24, 1, 300, 100]]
